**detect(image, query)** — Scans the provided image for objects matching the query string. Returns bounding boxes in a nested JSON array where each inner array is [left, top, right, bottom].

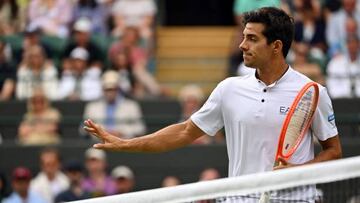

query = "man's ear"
[[272, 40, 283, 54]]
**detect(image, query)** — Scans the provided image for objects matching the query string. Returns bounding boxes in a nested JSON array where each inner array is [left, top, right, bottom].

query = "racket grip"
[[259, 192, 270, 203]]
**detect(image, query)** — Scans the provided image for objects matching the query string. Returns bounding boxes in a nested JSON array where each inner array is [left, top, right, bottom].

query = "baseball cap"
[[102, 70, 120, 89], [111, 165, 134, 180], [70, 47, 89, 61], [12, 167, 32, 180], [64, 160, 83, 172], [85, 148, 106, 160], [73, 18, 92, 32]]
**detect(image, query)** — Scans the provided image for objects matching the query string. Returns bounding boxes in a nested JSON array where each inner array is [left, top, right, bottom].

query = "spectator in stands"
[[0, 0, 26, 35], [109, 27, 162, 98], [326, 34, 360, 98], [111, 0, 157, 45], [0, 172, 11, 201], [82, 70, 145, 139], [161, 176, 181, 187], [3, 167, 46, 203], [27, 0, 73, 38], [326, 0, 360, 57], [17, 89, 61, 145], [55, 160, 91, 202], [290, 42, 325, 85], [0, 40, 15, 101], [178, 84, 224, 144], [63, 18, 104, 70], [293, 0, 326, 67], [14, 26, 53, 66], [82, 148, 116, 197], [58, 47, 102, 101], [111, 165, 135, 194], [30, 148, 69, 203], [198, 168, 221, 181], [16, 45, 59, 101], [110, 51, 135, 96], [72, 0, 111, 35]]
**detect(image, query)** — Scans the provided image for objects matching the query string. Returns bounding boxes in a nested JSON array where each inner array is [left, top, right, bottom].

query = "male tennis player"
[[84, 7, 341, 202]]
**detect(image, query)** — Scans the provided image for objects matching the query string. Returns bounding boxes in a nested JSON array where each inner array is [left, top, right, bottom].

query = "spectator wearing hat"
[[82, 148, 116, 197], [3, 167, 46, 203], [55, 160, 91, 202], [111, 165, 135, 194], [58, 47, 102, 101], [62, 17, 104, 70], [30, 148, 69, 203], [82, 70, 145, 139]]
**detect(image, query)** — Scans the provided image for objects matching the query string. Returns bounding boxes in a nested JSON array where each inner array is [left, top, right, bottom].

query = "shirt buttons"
[[263, 89, 267, 92], [261, 99, 265, 102]]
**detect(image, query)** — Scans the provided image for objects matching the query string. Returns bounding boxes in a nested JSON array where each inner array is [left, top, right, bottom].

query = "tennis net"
[[72, 156, 360, 203]]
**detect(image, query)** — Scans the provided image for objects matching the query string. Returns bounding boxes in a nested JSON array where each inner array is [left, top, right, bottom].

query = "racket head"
[[276, 82, 319, 161]]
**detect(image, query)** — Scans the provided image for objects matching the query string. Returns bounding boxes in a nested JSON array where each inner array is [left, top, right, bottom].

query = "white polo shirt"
[[191, 67, 338, 178]]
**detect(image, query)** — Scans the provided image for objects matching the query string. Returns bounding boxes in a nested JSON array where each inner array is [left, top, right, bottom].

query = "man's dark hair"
[[242, 7, 294, 57]]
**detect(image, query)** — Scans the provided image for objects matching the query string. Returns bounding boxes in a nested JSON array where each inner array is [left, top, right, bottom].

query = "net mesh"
[[71, 156, 360, 203]]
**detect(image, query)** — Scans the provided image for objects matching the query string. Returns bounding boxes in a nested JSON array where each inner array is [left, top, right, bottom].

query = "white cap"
[[74, 18, 92, 32], [111, 165, 134, 179], [70, 47, 89, 61], [85, 148, 106, 160], [102, 70, 120, 89]]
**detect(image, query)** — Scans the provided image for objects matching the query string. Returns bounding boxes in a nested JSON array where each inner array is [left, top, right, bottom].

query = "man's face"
[[12, 179, 30, 196], [239, 23, 274, 69], [41, 152, 60, 177]]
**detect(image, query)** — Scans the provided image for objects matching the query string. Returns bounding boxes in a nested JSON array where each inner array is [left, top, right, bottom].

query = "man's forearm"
[[120, 120, 203, 153]]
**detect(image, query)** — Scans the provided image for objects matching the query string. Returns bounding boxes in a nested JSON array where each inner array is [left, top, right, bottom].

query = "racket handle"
[[259, 192, 270, 203]]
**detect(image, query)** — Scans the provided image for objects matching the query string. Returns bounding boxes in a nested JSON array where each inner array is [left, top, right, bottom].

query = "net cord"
[[71, 156, 360, 203]]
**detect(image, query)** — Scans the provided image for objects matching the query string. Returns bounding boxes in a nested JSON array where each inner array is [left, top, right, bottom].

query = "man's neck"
[[255, 59, 288, 85]]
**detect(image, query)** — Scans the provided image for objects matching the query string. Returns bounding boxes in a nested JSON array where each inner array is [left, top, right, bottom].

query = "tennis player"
[[84, 7, 341, 202]]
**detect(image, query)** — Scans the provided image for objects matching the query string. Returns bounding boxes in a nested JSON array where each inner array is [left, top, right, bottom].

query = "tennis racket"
[[259, 82, 319, 203]]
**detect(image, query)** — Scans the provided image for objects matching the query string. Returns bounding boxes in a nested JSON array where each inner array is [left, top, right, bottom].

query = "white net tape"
[[71, 156, 360, 203]]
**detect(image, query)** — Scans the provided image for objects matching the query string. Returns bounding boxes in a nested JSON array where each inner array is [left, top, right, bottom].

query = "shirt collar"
[[251, 65, 293, 87]]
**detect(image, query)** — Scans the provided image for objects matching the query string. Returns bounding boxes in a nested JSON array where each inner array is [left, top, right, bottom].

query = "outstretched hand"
[[83, 119, 124, 151]]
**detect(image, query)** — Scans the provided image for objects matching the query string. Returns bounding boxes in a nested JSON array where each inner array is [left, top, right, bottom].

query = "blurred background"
[[0, 0, 360, 202]]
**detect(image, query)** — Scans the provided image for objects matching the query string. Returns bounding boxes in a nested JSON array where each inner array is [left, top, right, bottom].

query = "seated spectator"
[[55, 160, 91, 202], [161, 176, 181, 187], [0, 0, 26, 35], [82, 70, 145, 139], [3, 167, 46, 203], [111, 0, 157, 43], [0, 40, 15, 101], [14, 26, 53, 67], [110, 51, 135, 96], [198, 168, 221, 181], [109, 26, 163, 98], [326, 34, 360, 98], [290, 43, 325, 85], [58, 47, 102, 101], [17, 89, 61, 145], [111, 165, 135, 194], [72, 0, 111, 35], [178, 84, 224, 144], [16, 45, 59, 101], [63, 18, 104, 70], [82, 148, 116, 197], [27, 0, 73, 38], [30, 148, 69, 203], [326, 0, 360, 57]]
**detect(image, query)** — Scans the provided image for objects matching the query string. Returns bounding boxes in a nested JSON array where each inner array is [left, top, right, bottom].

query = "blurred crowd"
[[1, 0, 360, 201], [0, 147, 222, 203]]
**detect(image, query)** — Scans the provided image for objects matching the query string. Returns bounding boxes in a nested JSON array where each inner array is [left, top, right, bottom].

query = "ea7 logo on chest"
[[279, 106, 290, 115]]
